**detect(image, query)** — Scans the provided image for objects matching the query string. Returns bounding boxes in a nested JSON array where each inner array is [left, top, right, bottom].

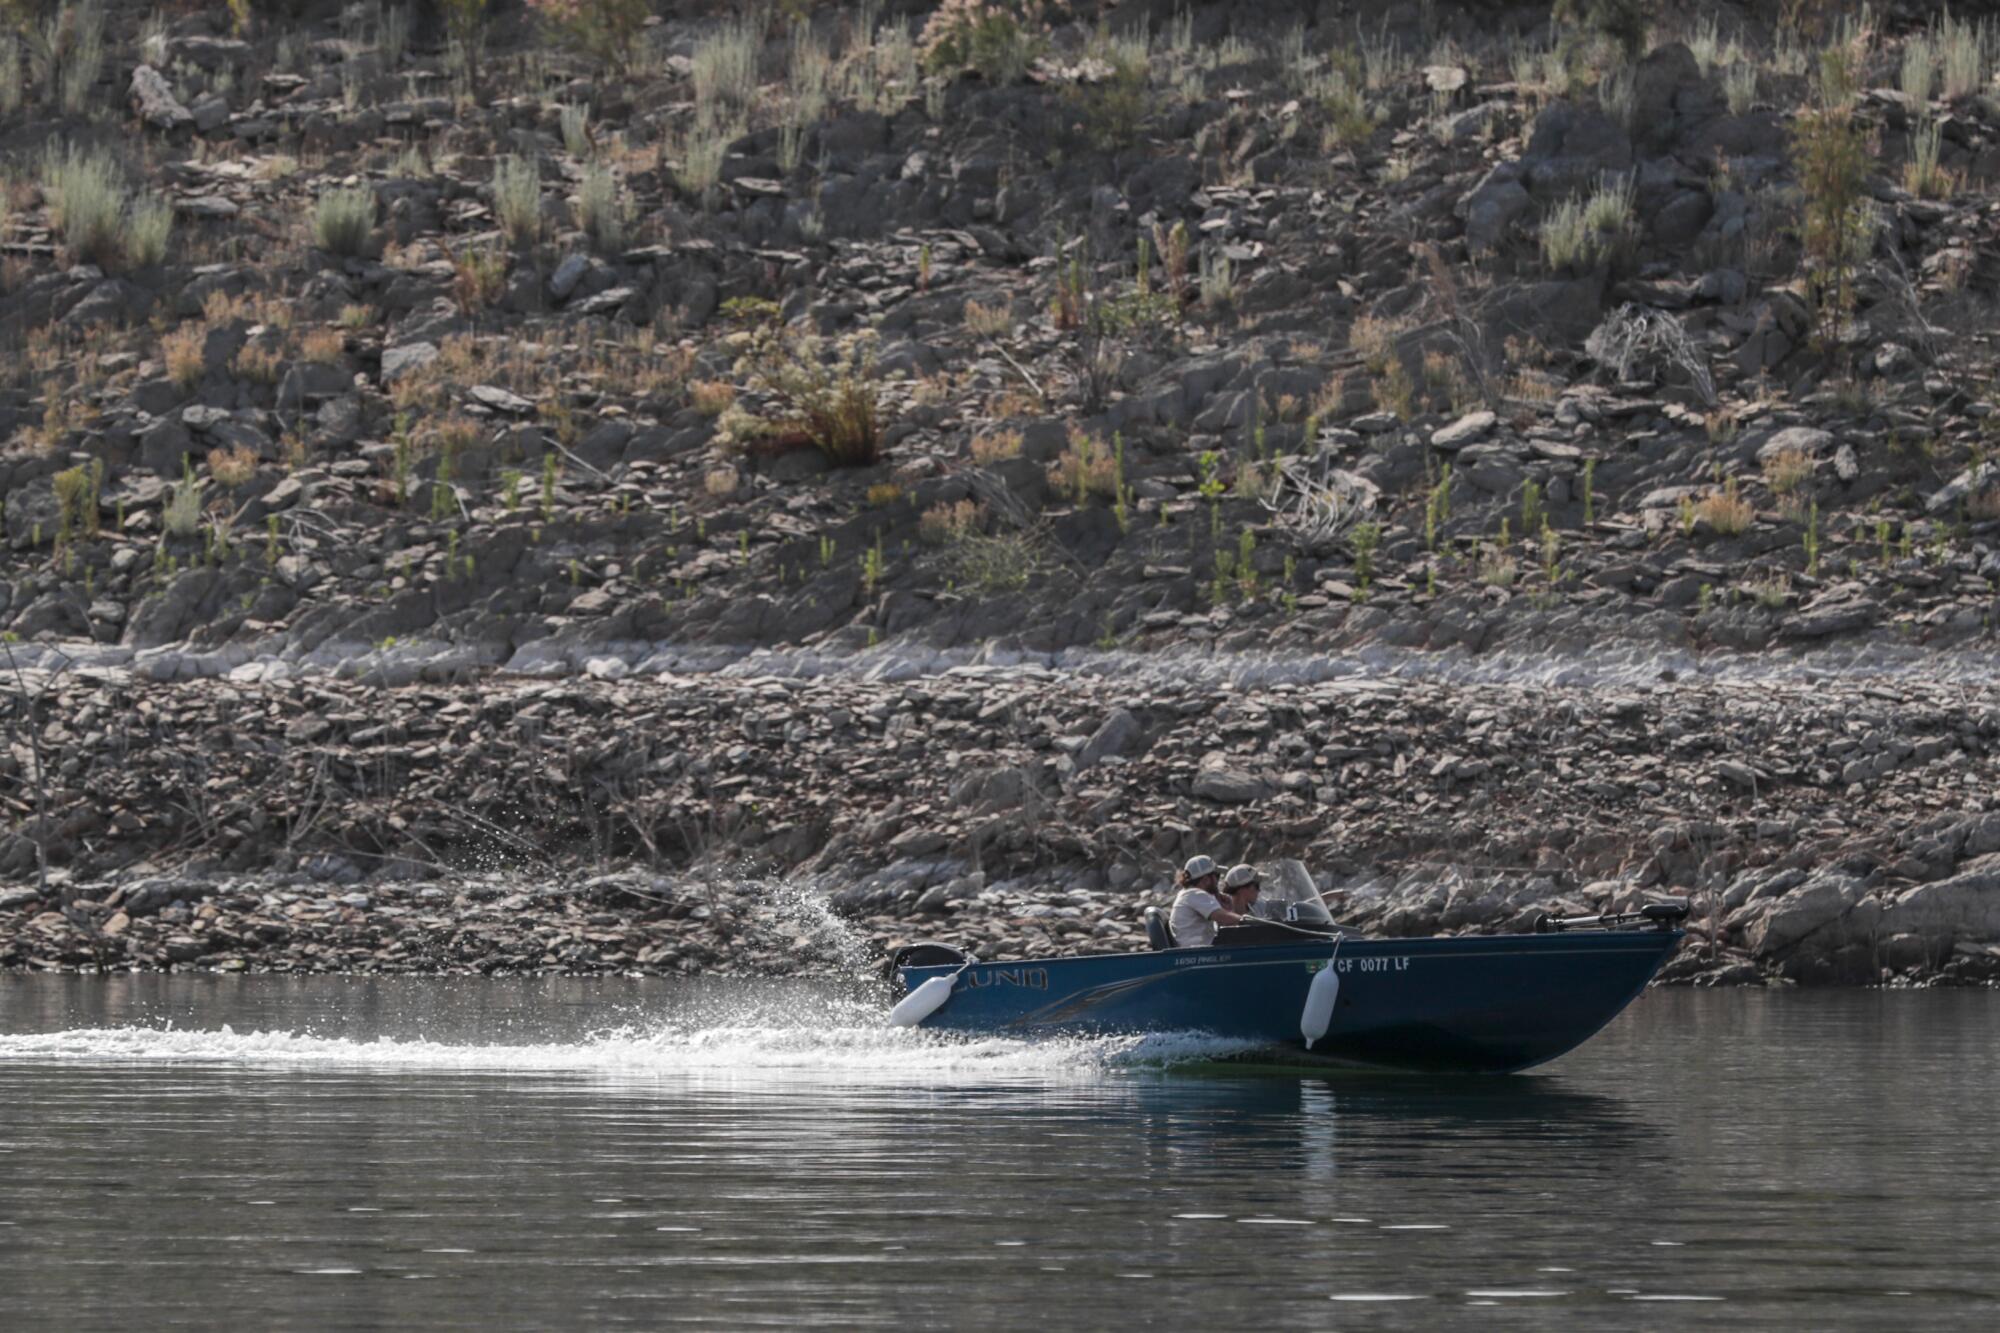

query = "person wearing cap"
[[1169, 855, 1250, 947], [1220, 863, 1263, 918]]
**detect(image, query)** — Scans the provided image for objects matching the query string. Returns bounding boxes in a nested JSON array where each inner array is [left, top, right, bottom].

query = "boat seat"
[[1143, 906, 1172, 951]]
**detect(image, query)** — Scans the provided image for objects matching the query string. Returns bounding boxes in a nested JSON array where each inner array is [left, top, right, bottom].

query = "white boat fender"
[[1301, 936, 1344, 1050], [887, 961, 973, 1028]]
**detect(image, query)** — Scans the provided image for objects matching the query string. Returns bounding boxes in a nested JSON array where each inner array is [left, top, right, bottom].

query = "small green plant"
[[1350, 520, 1381, 597], [51, 461, 98, 547], [313, 185, 376, 255], [163, 465, 203, 539], [1520, 478, 1543, 535], [265, 514, 281, 565], [500, 468, 522, 511], [860, 534, 885, 592], [1196, 450, 1226, 537], [391, 415, 415, 506], [1581, 458, 1596, 525]]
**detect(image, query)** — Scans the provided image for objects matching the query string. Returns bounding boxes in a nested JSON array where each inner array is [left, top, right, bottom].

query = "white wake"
[[0, 1021, 1256, 1082]]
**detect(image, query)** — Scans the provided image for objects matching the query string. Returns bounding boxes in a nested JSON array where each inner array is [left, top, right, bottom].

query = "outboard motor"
[[1143, 906, 1173, 951], [884, 943, 977, 1028], [886, 943, 975, 992]]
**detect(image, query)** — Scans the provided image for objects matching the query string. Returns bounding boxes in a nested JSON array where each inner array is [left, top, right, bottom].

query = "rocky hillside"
[[7, 0, 2000, 984]]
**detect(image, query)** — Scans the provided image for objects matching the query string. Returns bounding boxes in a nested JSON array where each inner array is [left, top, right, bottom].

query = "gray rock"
[[176, 195, 239, 220], [191, 94, 231, 134], [1193, 769, 1269, 804], [381, 341, 438, 384], [889, 828, 947, 856], [1431, 410, 1496, 450], [129, 65, 194, 132], [549, 254, 591, 301], [471, 384, 535, 414], [1926, 461, 1997, 515], [1074, 707, 1142, 773], [1755, 426, 1833, 465]]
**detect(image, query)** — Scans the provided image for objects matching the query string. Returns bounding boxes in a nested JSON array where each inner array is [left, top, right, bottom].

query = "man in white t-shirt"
[[1170, 857, 1259, 947]]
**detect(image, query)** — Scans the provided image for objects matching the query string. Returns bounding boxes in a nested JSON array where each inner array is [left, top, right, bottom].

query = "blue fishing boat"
[[888, 904, 1688, 1074]]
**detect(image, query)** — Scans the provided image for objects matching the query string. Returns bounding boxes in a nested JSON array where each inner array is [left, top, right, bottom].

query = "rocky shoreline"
[[11, 4, 2000, 987], [6, 663, 2000, 987]]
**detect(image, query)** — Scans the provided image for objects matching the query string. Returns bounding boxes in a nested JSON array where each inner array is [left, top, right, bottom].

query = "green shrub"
[[1791, 69, 1874, 353], [525, 0, 650, 73], [1555, 0, 1650, 64], [671, 112, 737, 202], [312, 185, 376, 256], [740, 326, 887, 466], [691, 11, 759, 109], [918, 0, 1042, 85], [493, 154, 542, 246], [39, 144, 169, 270], [1540, 174, 1632, 272], [0, 32, 22, 115], [26, 1, 105, 115], [559, 102, 591, 157], [574, 163, 629, 253]]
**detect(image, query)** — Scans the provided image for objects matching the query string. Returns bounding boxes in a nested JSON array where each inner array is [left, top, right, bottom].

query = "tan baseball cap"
[[1223, 863, 1261, 891]]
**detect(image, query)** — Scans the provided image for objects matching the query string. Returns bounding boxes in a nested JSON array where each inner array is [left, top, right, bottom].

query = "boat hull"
[[897, 930, 1681, 1074]]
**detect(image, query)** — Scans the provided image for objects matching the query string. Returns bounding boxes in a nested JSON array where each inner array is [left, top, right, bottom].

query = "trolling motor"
[[1533, 901, 1691, 934]]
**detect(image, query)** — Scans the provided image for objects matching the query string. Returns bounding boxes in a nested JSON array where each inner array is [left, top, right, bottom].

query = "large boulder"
[[1519, 104, 1632, 202], [1745, 871, 1865, 957], [1879, 858, 2000, 945]]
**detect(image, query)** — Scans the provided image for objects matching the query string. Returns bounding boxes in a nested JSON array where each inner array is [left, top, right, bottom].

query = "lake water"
[[1, 976, 1996, 1329]]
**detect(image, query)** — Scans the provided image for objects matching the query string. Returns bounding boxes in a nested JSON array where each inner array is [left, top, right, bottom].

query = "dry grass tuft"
[[1696, 480, 1754, 535], [970, 428, 1022, 463], [1762, 448, 1815, 494], [162, 325, 205, 392], [207, 444, 259, 487], [920, 498, 984, 544], [689, 379, 736, 416]]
